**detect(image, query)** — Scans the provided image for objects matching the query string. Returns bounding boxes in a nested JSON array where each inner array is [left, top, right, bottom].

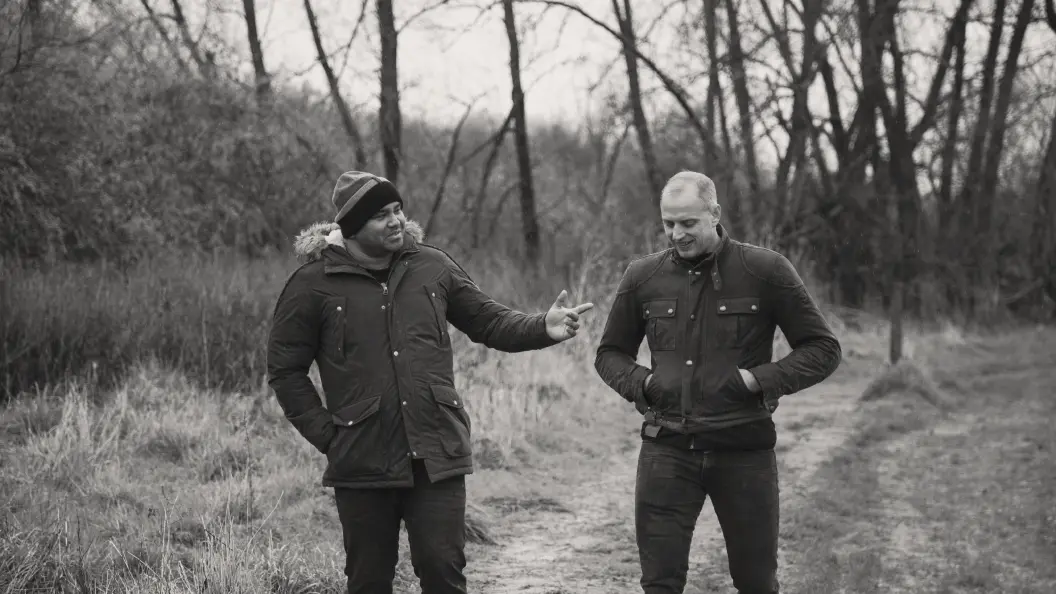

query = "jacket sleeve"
[[443, 257, 557, 353], [266, 268, 336, 454], [748, 253, 842, 398], [594, 264, 652, 404]]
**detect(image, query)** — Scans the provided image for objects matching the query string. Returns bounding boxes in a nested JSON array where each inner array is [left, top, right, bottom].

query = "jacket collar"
[[323, 239, 420, 276]]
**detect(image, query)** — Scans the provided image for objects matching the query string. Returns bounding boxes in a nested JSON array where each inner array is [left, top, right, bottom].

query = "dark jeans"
[[333, 461, 467, 594], [635, 440, 779, 594]]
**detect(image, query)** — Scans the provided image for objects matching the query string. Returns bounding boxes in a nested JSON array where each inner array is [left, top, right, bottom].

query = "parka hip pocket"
[[430, 385, 471, 458], [326, 396, 384, 476], [714, 297, 762, 348], [643, 299, 678, 351]]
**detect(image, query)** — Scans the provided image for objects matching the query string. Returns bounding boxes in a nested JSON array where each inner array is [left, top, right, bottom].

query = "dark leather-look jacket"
[[595, 226, 841, 434]]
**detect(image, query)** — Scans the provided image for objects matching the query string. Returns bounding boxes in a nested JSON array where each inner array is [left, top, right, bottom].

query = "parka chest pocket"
[[320, 296, 348, 360], [715, 297, 762, 348], [643, 299, 678, 351], [424, 283, 449, 346]]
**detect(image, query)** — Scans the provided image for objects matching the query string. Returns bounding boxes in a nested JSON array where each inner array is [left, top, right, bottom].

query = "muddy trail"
[[462, 373, 869, 594], [451, 328, 1056, 594]]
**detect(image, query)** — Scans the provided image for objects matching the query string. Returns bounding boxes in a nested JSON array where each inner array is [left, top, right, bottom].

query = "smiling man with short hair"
[[595, 170, 842, 594]]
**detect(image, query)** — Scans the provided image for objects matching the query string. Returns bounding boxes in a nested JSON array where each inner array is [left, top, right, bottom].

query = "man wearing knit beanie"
[[268, 170, 595, 594]]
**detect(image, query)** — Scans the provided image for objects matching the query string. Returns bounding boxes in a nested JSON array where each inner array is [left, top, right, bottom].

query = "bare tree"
[[758, 0, 824, 235], [612, 0, 663, 204], [501, 0, 540, 265], [169, 0, 210, 76], [960, 0, 1008, 256], [979, 0, 1036, 215], [1032, 0, 1056, 311], [377, 0, 401, 183], [242, 0, 270, 102], [425, 103, 475, 237], [138, 0, 188, 73], [723, 0, 761, 194], [303, 0, 367, 169]]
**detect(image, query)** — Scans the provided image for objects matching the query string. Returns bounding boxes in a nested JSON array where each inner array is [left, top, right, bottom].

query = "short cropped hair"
[[660, 171, 719, 216]]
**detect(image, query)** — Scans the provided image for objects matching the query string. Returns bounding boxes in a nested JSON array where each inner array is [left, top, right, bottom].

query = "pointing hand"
[[545, 289, 595, 341]]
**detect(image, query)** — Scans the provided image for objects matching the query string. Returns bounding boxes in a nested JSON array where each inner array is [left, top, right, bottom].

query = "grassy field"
[[2, 252, 1054, 593]]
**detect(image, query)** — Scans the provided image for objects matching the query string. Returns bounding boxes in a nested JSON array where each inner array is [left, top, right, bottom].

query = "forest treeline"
[[2, 0, 1055, 321]]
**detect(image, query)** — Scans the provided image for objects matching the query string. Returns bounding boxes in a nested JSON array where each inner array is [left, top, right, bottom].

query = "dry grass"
[[0, 286, 628, 591]]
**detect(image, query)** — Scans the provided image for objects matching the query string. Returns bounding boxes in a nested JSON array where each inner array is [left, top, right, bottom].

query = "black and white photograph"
[[1, 0, 1055, 592]]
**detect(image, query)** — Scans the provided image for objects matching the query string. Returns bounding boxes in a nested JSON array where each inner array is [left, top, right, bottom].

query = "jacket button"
[[431, 292, 436, 297], [347, 420, 354, 426], [393, 351, 399, 356], [645, 310, 650, 315], [453, 399, 458, 405], [690, 314, 696, 320], [667, 308, 673, 314], [402, 400, 407, 405], [686, 360, 693, 366], [719, 305, 727, 312], [336, 306, 342, 312], [381, 305, 386, 310], [751, 304, 758, 311]]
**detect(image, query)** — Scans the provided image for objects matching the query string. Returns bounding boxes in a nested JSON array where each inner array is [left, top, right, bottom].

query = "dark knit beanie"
[[331, 171, 404, 237]]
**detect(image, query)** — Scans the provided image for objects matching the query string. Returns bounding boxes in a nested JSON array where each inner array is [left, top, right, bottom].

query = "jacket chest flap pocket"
[[643, 299, 678, 351], [431, 384, 471, 458], [424, 283, 449, 346], [715, 297, 762, 348], [320, 296, 347, 359]]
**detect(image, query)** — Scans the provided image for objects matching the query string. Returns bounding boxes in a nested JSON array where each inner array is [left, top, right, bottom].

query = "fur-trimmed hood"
[[294, 220, 425, 261]]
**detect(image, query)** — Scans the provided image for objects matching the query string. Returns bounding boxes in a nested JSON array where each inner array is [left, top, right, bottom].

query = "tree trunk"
[[979, 0, 1034, 205], [961, 0, 1008, 249], [242, 0, 271, 102], [723, 0, 761, 194], [377, 0, 401, 183], [501, 0, 540, 265], [938, 23, 966, 227], [1033, 0, 1056, 311], [304, 0, 367, 169], [703, 0, 720, 171], [613, 0, 663, 205], [1034, 114, 1056, 310]]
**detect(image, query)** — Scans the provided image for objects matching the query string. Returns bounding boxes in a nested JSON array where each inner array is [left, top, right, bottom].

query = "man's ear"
[[713, 203, 722, 226]]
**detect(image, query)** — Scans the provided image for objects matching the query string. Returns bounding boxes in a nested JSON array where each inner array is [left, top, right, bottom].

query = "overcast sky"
[[205, 0, 1056, 160]]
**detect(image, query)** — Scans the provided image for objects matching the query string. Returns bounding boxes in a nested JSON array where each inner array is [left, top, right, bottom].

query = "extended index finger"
[[573, 302, 594, 314]]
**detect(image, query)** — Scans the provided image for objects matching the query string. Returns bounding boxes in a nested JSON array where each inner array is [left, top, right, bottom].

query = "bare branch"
[[426, 100, 476, 237]]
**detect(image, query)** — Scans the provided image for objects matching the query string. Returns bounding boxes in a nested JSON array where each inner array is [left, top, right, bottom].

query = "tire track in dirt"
[[465, 374, 866, 594]]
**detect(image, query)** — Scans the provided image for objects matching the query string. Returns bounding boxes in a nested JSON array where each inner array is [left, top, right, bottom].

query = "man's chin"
[[675, 244, 699, 258]]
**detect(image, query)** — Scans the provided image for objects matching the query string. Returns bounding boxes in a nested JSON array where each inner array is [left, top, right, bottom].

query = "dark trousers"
[[635, 440, 779, 594], [334, 461, 467, 594]]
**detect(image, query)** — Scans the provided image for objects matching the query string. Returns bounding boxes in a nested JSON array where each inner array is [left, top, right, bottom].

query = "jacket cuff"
[[287, 408, 337, 454], [627, 365, 652, 403], [747, 362, 782, 398], [528, 312, 561, 349]]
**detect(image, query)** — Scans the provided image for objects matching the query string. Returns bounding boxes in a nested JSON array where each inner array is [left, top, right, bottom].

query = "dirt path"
[[464, 373, 868, 594]]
